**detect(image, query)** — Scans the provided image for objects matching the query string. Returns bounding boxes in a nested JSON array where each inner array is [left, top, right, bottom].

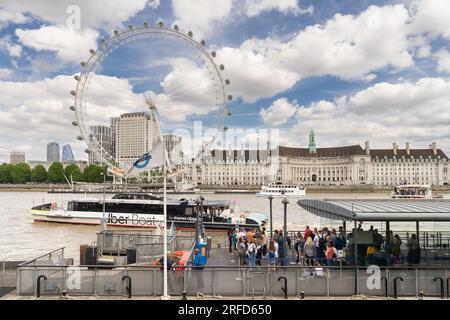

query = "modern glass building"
[[46, 142, 60, 162], [62, 144, 75, 162]]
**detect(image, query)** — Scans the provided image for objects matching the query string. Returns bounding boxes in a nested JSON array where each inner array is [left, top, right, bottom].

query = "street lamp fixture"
[[268, 195, 273, 240], [282, 198, 289, 239], [100, 172, 107, 233]]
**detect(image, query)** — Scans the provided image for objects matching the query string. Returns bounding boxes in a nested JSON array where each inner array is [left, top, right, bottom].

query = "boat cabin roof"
[[395, 184, 431, 189]]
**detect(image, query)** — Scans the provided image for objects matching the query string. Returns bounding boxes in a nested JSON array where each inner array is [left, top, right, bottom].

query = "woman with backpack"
[[267, 239, 278, 268], [247, 239, 257, 267], [294, 232, 305, 264], [304, 236, 316, 266], [237, 238, 247, 267]]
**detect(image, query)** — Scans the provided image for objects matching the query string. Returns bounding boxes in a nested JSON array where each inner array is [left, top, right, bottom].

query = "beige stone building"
[[190, 130, 449, 187], [10, 151, 25, 164], [115, 112, 158, 167]]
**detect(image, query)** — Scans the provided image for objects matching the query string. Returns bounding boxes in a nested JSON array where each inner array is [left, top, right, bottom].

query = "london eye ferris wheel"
[[69, 21, 231, 180]]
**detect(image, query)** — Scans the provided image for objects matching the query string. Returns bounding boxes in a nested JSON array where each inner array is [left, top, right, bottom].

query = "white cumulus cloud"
[[0, 8, 29, 29], [0, 0, 153, 30], [244, 0, 313, 17], [172, 0, 234, 39], [434, 48, 450, 73], [0, 74, 148, 161], [16, 26, 99, 63], [287, 77, 450, 151], [0, 36, 22, 58], [260, 97, 299, 126]]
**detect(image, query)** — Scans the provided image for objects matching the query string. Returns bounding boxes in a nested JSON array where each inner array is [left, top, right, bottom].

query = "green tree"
[[10, 163, 32, 183], [48, 162, 65, 183], [64, 164, 82, 181], [0, 163, 13, 183], [31, 165, 48, 183], [83, 164, 105, 183]]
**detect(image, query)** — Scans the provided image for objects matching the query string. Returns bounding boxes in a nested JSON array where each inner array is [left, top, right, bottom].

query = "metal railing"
[[1, 260, 25, 288], [16, 263, 450, 298], [18, 248, 65, 267]]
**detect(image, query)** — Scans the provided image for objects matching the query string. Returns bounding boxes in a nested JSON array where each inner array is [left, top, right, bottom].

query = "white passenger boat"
[[31, 193, 267, 230], [256, 183, 306, 198], [390, 184, 433, 199]]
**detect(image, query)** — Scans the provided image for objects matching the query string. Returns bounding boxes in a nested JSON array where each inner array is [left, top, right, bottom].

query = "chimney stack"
[[365, 141, 370, 155], [393, 142, 398, 156], [406, 142, 410, 155], [432, 142, 437, 155]]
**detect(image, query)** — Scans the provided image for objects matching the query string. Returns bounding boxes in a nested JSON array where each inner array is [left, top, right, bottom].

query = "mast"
[[146, 97, 170, 300]]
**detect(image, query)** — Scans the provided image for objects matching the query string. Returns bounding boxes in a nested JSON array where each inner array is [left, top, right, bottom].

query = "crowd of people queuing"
[[227, 223, 422, 268]]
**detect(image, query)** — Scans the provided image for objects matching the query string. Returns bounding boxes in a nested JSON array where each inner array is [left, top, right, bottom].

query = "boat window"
[[185, 207, 193, 216]]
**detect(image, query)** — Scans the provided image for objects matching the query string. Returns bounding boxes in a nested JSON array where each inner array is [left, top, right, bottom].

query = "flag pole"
[[147, 97, 170, 300], [162, 139, 169, 299], [155, 105, 170, 300]]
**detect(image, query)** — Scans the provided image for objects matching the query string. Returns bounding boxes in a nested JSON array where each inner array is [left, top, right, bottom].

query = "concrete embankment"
[[1, 183, 450, 194]]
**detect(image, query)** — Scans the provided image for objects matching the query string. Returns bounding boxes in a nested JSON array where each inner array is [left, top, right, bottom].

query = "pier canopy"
[[298, 199, 450, 222]]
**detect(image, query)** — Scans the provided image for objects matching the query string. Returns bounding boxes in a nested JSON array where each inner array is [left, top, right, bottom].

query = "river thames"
[[1, 191, 450, 261]]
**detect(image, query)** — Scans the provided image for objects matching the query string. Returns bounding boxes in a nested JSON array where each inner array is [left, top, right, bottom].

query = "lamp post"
[[282, 197, 289, 239], [268, 195, 273, 240], [199, 196, 205, 240], [100, 171, 107, 233], [195, 197, 202, 246]]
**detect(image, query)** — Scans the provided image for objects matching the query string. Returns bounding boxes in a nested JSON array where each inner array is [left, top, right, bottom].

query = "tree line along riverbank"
[[0, 162, 109, 184]]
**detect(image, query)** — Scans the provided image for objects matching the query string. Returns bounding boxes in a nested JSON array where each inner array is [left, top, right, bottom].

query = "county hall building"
[[192, 130, 449, 187]]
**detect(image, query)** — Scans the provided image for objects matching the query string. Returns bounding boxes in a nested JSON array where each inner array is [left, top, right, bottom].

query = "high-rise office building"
[[10, 151, 25, 164], [163, 134, 183, 163], [61, 144, 75, 162], [110, 117, 119, 159], [88, 125, 112, 165], [47, 142, 60, 162], [115, 112, 158, 167]]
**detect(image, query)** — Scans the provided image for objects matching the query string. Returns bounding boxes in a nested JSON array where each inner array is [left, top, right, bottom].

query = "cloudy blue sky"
[[1, 0, 450, 162]]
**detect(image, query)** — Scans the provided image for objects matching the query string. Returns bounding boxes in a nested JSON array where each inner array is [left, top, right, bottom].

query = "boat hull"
[[31, 210, 262, 230]]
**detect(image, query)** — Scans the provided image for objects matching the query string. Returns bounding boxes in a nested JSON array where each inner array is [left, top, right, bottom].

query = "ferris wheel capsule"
[[69, 106, 75, 111], [80, 61, 86, 67], [174, 25, 179, 31], [188, 31, 193, 37], [225, 79, 230, 85], [77, 135, 83, 140], [158, 21, 164, 27], [200, 40, 206, 46], [74, 75, 80, 81], [220, 64, 225, 70], [228, 94, 233, 100], [84, 149, 91, 154], [89, 49, 95, 54], [72, 121, 79, 126], [211, 51, 216, 57], [113, 30, 119, 36], [128, 25, 133, 30], [70, 90, 76, 96], [143, 22, 148, 28]]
